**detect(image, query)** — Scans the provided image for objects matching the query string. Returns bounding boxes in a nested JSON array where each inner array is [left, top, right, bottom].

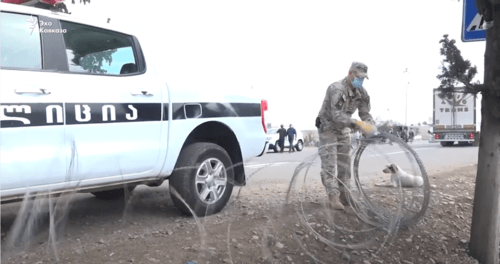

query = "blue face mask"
[[352, 77, 364, 89]]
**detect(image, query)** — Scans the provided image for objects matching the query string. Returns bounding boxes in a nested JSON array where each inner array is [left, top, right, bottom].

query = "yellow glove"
[[355, 120, 378, 137], [356, 120, 371, 132]]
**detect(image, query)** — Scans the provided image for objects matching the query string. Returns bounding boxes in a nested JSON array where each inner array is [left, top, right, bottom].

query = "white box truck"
[[431, 88, 479, 146]]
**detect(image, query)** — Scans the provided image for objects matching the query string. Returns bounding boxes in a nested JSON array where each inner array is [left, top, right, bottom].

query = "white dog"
[[382, 164, 423, 188]]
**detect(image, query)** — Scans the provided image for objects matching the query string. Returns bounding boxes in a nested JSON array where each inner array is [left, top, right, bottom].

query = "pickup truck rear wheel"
[[91, 185, 136, 200], [169, 142, 233, 216]]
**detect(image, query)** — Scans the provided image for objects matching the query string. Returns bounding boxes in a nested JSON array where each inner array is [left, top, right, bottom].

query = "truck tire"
[[274, 141, 281, 153], [295, 140, 304, 151], [91, 185, 136, 200], [169, 142, 234, 216]]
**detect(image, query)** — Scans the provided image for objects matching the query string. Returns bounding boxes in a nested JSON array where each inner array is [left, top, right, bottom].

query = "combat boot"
[[329, 194, 345, 210]]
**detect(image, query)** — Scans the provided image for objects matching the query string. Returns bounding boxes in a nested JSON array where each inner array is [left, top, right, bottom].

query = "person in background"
[[287, 124, 297, 153], [277, 124, 287, 153], [409, 128, 415, 143], [388, 129, 394, 145], [402, 127, 409, 143], [355, 130, 360, 146]]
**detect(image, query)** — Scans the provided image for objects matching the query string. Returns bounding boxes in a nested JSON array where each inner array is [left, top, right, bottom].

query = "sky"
[[67, 0, 486, 130]]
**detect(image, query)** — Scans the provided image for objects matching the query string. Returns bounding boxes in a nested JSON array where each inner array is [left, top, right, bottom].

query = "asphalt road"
[[0, 141, 478, 210], [242, 140, 479, 190]]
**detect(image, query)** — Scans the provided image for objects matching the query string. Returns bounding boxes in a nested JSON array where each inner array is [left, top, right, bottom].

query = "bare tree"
[[437, 1, 500, 262], [468, 2, 500, 262], [303, 130, 317, 147], [376, 120, 394, 134]]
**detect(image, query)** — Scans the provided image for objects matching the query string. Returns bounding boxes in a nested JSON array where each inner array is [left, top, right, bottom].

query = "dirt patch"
[[1, 165, 480, 264]]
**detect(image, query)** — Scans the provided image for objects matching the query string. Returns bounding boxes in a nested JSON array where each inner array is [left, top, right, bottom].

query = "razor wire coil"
[[352, 132, 431, 228]]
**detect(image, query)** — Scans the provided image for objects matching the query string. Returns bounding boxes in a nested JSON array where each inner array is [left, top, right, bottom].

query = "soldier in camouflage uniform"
[[316, 62, 377, 210]]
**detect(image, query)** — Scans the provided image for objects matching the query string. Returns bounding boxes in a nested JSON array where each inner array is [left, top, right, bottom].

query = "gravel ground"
[[1, 164, 481, 264]]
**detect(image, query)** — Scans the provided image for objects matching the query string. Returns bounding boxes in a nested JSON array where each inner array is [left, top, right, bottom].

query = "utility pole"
[[404, 68, 409, 127]]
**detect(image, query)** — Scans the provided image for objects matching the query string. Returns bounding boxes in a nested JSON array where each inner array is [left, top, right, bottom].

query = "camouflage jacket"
[[317, 78, 373, 133]]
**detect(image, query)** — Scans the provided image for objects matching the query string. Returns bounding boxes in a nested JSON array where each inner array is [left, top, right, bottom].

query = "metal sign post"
[[462, 0, 487, 42]]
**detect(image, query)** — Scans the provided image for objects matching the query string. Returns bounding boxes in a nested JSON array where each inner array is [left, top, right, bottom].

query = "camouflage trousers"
[[318, 129, 352, 196]]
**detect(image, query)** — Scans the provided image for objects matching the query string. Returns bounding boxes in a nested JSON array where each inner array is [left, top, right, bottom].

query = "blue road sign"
[[462, 0, 487, 42]]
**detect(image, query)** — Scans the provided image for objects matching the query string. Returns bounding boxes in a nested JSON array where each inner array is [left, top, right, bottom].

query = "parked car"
[[266, 127, 304, 152], [0, 2, 268, 217]]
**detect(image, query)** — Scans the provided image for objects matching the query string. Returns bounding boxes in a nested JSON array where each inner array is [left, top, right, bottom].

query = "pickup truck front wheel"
[[169, 142, 234, 216]]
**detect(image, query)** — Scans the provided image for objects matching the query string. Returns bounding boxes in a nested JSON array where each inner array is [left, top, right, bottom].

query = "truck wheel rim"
[[195, 158, 227, 204], [298, 141, 303, 150]]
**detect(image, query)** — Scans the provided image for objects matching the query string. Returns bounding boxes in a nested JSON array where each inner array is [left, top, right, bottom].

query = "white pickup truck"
[[0, 3, 268, 216]]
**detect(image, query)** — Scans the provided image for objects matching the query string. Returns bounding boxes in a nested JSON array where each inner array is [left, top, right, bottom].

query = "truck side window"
[[0, 12, 42, 70], [59, 20, 137, 75]]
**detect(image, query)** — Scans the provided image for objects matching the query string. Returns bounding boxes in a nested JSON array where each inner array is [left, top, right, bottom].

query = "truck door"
[[57, 20, 163, 183], [0, 12, 67, 192]]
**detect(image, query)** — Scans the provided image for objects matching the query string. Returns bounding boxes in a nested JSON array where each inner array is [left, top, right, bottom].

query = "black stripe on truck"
[[170, 102, 261, 120], [1, 102, 261, 128]]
